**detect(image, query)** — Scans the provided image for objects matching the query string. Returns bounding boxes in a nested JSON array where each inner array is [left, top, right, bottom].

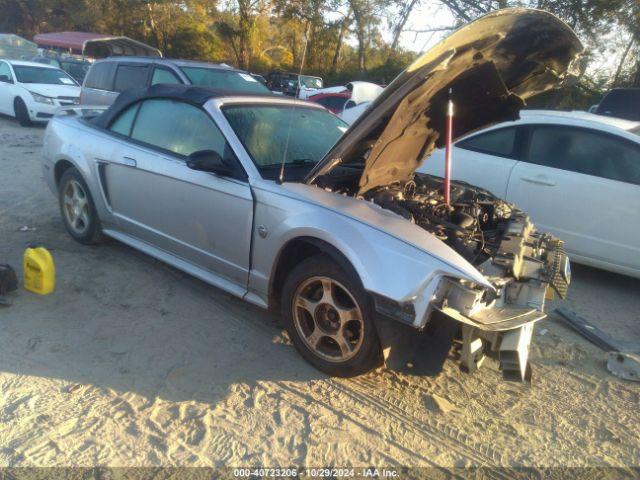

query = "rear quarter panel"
[[43, 116, 118, 223]]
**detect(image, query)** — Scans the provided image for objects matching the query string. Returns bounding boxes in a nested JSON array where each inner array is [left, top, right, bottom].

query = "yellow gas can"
[[23, 247, 55, 295]]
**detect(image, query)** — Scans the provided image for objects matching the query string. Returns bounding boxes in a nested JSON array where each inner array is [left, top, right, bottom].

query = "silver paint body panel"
[[42, 96, 491, 322]]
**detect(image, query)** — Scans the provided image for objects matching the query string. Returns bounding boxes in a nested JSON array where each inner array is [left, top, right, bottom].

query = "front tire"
[[14, 98, 32, 127], [58, 168, 103, 244], [281, 254, 383, 377]]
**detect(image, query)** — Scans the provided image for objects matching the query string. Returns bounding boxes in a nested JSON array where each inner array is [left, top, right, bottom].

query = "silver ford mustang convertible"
[[42, 9, 582, 381]]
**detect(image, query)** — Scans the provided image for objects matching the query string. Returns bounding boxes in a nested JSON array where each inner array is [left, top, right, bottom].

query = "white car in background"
[[307, 82, 382, 125], [419, 110, 640, 278], [338, 82, 383, 125], [0, 59, 80, 126], [340, 101, 371, 125]]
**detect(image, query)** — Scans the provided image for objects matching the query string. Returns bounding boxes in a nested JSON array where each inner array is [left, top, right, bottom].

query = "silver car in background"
[[81, 57, 270, 106], [42, 9, 582, 381]]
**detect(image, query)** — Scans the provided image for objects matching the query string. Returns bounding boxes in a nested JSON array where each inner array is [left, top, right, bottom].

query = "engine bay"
[[366, 176, 518, 266], [315, 169, 570, 300], [318, 171, 518, 267]]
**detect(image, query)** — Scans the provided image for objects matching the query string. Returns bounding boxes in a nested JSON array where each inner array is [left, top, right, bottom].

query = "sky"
[[396, 2, 457, 53], [386, 2, 630, 81]]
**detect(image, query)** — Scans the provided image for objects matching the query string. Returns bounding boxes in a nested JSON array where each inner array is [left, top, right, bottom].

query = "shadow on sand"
[[1, 213, 325, 407]]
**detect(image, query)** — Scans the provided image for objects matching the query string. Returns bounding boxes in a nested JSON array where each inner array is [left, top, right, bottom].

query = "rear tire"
[[281, 254, 383, 377], [58, 168, 103, 244], [14, 98, 32, 127]]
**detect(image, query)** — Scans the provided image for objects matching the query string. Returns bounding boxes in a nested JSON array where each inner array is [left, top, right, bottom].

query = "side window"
[[131, 99, 230, 158], [269, 75, 282, 89], [113, 65, 149, 93], [109, 103, 140, 136], [526, 125, 640, 185], [84, 62, 112, 90], [151, 67, 181, 85], [315, 97, 331, 108], [318, 96, 348, 111], [0, 62, 12, 82], [328, 96, 348, 111], [458, 127, 517, 157], [596, 90, 640, 121]]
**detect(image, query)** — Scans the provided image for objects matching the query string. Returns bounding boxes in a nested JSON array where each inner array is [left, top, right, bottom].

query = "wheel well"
[[269, 237, 359, 308], [54, 160, 75, 186], [13, 96, 24, 110]]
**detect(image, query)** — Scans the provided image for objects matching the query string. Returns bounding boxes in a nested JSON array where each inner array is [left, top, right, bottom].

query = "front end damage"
[[304, 8, 581, 381], [366, 175, 571, 381], [432, 213, 570, 381]]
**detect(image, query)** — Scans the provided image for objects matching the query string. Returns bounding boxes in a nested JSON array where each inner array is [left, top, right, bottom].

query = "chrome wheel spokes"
[[292, 276, 364, 362]]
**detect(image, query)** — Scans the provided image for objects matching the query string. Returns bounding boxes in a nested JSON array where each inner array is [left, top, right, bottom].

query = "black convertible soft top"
[[91, 83, 275, 129]]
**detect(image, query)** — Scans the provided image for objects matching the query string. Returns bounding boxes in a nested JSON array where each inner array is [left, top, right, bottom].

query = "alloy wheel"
[[62, 179, 90, 235], [292, 276, 365, 362]]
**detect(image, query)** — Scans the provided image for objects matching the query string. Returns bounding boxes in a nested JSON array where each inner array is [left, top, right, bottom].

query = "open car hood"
[[305, 8, 583, 194]]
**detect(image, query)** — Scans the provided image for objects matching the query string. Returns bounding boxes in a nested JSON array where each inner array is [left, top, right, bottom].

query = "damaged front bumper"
[[437, 216, 570, 381], [438, 305, 539, 382], [375, 215, 570, 382]]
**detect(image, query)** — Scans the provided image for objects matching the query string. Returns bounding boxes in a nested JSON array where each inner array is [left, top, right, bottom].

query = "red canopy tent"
[[33, 32, 161, 58]]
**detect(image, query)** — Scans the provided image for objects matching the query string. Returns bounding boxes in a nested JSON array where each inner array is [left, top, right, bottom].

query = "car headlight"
[[29, 91, 55, 105]]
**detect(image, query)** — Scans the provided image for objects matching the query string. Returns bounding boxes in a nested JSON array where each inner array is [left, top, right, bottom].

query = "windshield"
[[596, 90, 640, 121], [13, 65, 78, 85], [300, 75, 322, 89], [60, 61, 90, 81], [224, 105, 347, 180], [180, 67, 270, 94]]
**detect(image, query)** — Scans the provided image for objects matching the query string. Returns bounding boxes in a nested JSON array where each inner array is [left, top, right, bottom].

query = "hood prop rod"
[[444, 89, 454, 205]]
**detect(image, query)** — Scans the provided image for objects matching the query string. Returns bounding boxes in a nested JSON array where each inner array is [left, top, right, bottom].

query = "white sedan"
[[0, 59, 80, 126], [419, 110, 640, 278], [339, 101, 371, 125]]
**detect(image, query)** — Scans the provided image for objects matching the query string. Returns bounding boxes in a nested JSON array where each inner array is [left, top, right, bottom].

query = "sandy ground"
[[0, 115, 639, 470]]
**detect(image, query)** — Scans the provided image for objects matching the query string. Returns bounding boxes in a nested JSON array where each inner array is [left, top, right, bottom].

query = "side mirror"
[[0, 74, 12, 83], [186, 150, 233, 176]]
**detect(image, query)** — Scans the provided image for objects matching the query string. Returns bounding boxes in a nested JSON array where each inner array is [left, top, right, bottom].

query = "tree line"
[[1, 0, 639, 108]]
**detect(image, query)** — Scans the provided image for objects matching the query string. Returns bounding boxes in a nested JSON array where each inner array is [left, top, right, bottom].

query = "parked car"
[[81, 57, 270, 106], [345, 81, 383, 104], [31, 56, 91, 83], [308, 91, 351, 113], [309, 82, 383, 118], [42, 9, 581, 380], [0, 59, 80, 126], [419, 110, 640, 278], [266, 72, 323, 98], [594, 88, 640, 121], [340, 101, 371, 125], [250, 73, 267, 86]]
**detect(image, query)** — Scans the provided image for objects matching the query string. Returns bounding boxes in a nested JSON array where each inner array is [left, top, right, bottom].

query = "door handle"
[[121, 156, 137, 168], [520, 176, 555, 186]]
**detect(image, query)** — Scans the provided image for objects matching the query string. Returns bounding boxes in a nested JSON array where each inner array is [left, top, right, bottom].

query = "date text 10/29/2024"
[[233, 468, 400, 478]]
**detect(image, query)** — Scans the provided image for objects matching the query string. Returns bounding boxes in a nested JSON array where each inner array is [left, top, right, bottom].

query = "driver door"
[[102, 98, 253, 289]]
